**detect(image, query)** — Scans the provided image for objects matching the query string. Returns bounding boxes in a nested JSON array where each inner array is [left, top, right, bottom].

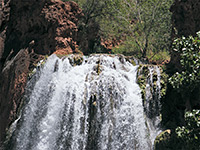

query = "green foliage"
[[75, 0, 110, 54], [147, 50, 170, 64], [112, 36, 143, 57], [175, 110, 200, 150], [103, 0, 173, 58], [155, 111, 200, 150], [74, 0, 172, 59], [169, 32, 200, 93], [166, 33, 200, 150]]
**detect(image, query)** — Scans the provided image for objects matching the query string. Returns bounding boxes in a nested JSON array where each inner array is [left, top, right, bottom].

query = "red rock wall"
[[3, 0, 82, 59], [0, 49, 30, 144], [0, 0, 82, 145]]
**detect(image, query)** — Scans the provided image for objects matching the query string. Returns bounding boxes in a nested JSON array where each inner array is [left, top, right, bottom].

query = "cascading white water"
[[9, 54, 159, 150], [143, 66, 162, 148]]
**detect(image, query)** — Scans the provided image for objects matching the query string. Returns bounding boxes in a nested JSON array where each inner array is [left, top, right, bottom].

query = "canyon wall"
[[0, 0, 82, 145]]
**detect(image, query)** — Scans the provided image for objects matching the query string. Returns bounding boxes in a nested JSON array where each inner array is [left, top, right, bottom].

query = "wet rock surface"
[[0, 49, 30, 144]]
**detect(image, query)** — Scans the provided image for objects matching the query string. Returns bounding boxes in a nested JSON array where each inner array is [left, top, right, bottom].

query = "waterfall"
[[7, 54, 161, 150], [142, 66, 162, 147]]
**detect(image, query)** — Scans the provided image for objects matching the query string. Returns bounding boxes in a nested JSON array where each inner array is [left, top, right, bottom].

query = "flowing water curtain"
[[7, 54, 162, 150], [136, 64, 163, 145]]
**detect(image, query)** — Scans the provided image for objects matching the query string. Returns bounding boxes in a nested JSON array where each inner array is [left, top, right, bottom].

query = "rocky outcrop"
[[101, 37, 122, 52], [1, 0, 82, 61], [0, 49, 30, 145], [0, 0, 10, 71], [170, 0, 200, 71], [171, 0, 200, 38], [0, 0, 82, 145]]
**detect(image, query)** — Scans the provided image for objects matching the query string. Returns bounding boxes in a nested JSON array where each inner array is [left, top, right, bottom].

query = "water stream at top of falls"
[[8, 54, 161, 150]]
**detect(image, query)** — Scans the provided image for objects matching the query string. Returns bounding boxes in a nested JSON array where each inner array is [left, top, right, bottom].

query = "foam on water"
[[10, 54, 160, 150]]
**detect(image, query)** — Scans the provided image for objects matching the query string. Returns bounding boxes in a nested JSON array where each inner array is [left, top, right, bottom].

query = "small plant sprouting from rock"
[[28, 55, 48, 79], [68, 54, 84, 66]]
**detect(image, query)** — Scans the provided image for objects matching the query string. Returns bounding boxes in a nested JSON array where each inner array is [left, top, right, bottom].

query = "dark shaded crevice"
[[85, 95, 101, 150]]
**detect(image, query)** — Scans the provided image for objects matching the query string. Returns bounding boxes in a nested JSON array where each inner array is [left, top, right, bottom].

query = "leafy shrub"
[[147, 49, 170, 64], [166, 31, 200, 150], [176, 110, 200, 150], [169, 31, 200, 93], [112, 36, 143, 57]]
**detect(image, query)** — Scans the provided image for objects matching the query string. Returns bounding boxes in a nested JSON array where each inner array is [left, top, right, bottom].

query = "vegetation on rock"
[[137, 64, 167, 100], [157, 32, 200, 150], [28, 55, 48, 79], [63, 54, 84, 66], [175, 110, 200, 150], [155, 110, 200, 150]]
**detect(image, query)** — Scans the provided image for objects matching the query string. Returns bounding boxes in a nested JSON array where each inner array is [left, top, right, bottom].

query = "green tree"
[[68, 0, 173, 59], [168, 32, 200, 113], [75, 0, 110, 54], [106, 0, 173, 59]]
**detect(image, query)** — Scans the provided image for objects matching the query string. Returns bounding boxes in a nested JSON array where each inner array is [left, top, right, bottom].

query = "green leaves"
[[111, 0, 173, 58], [169, 32, 200, 93], [168, 32, 200, 150], [175, 110, 200, 149], [75, 0, 173, 58]]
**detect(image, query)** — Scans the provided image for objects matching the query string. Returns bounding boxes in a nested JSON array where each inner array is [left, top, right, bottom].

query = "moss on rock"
[[67, 54, 83, 66], [137, 64, 168, 101]]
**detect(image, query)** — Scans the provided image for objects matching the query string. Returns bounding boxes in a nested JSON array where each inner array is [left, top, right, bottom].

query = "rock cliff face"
[[161, 0, 200, 131], [0, 0, 82, 145], [171, 0, 200, 38], [170, 0, 200, 71]]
